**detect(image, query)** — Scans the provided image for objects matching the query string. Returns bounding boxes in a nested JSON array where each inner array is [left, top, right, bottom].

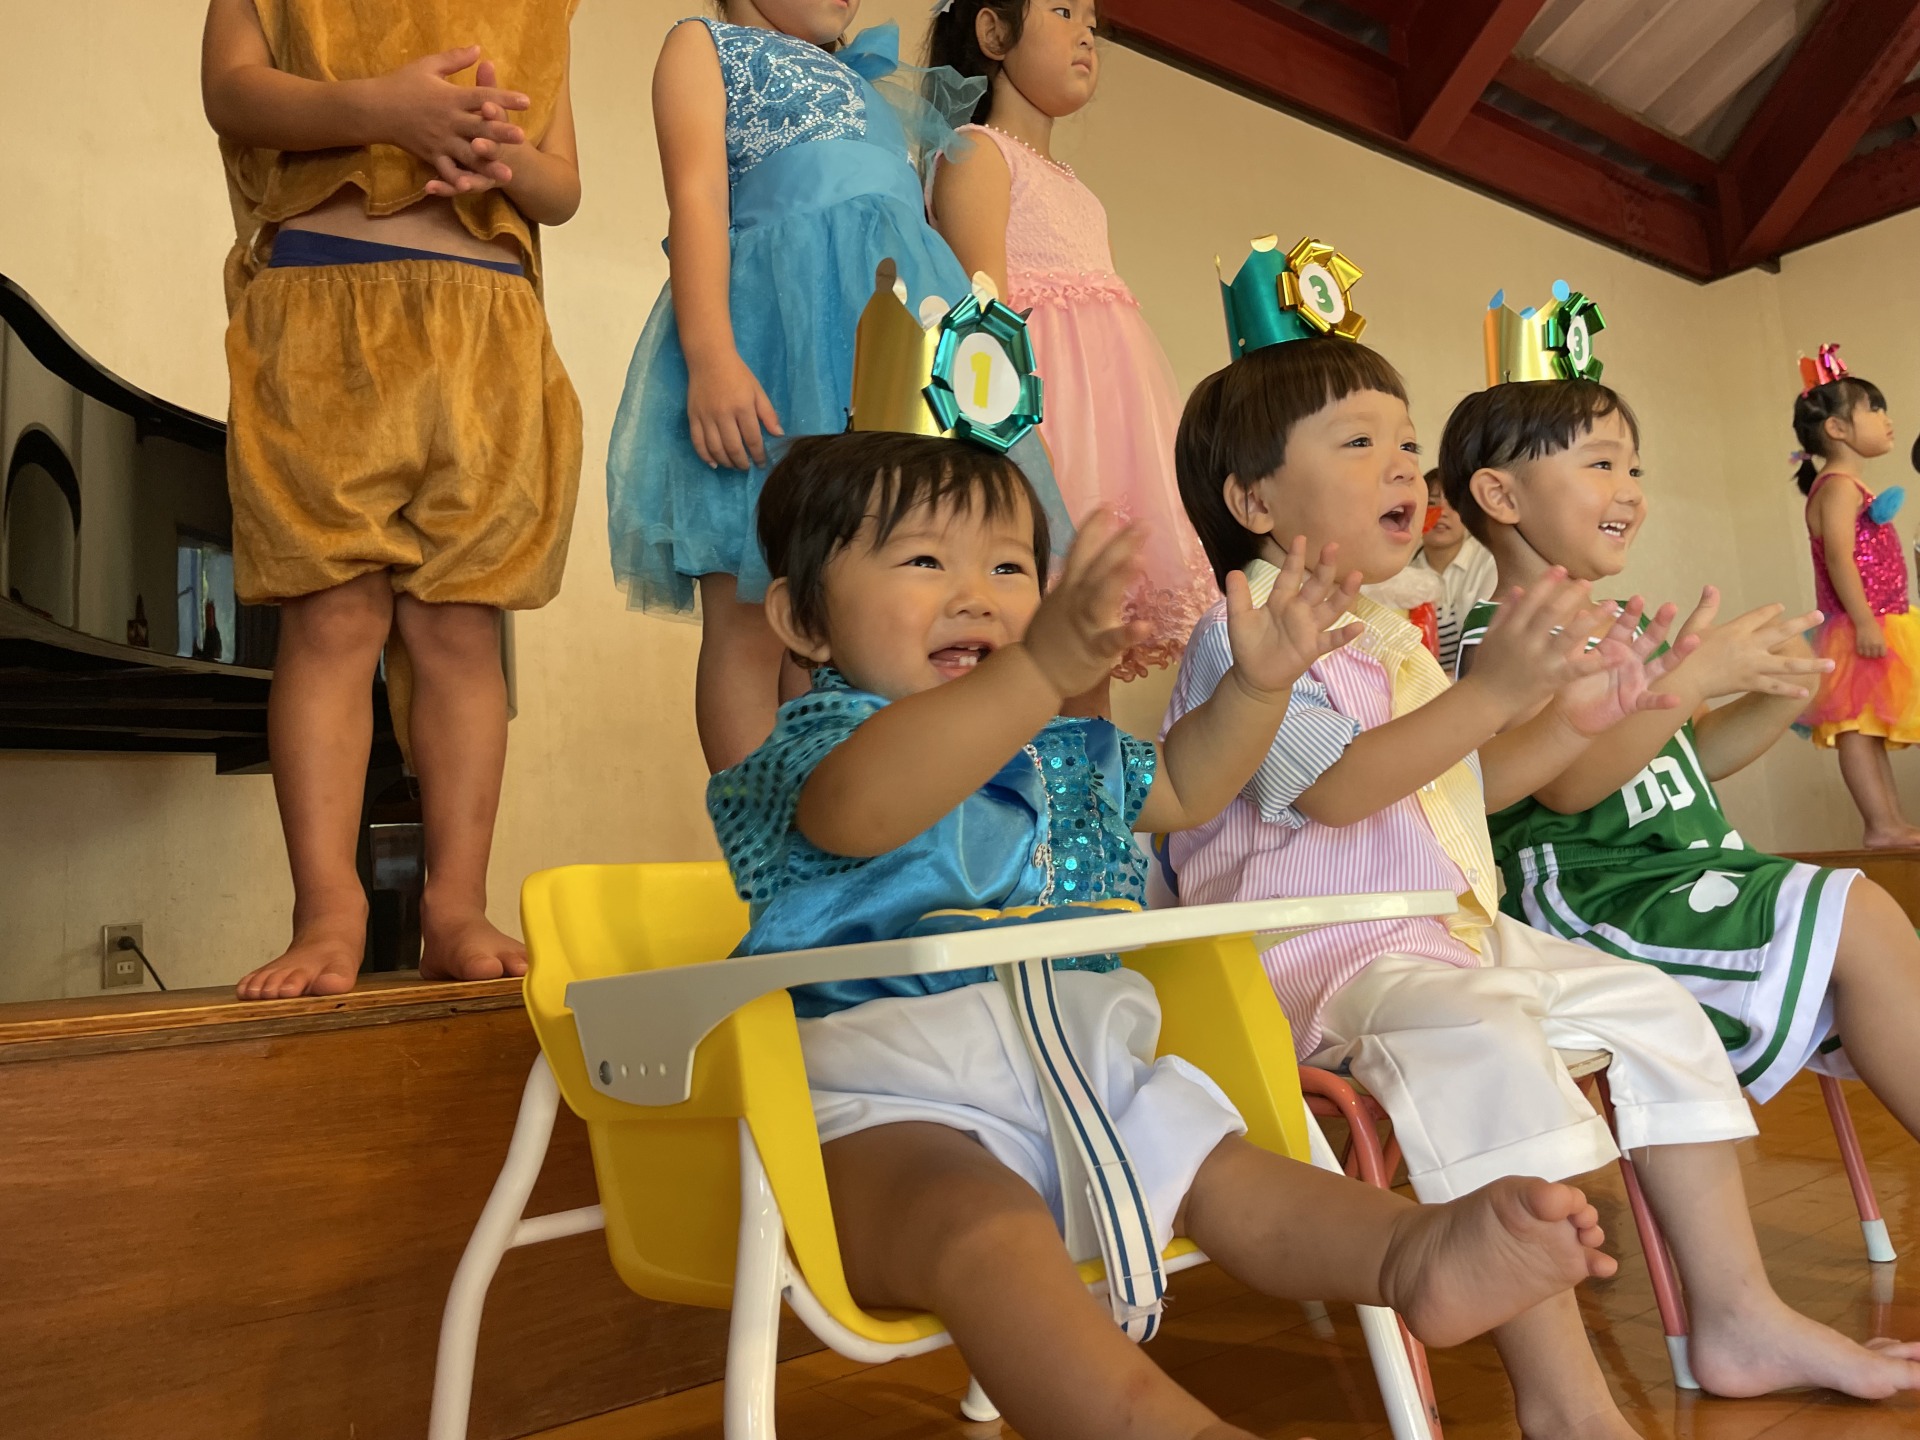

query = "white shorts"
[[798, 968, 1247, 1254], [1308, 914, 1758, 1202]]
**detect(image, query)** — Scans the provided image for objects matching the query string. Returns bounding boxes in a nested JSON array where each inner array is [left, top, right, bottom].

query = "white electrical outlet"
[[101, 924, 145, 989]]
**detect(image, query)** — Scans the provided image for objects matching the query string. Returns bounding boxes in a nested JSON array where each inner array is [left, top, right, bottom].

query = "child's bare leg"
[[1178, 1135, 1613, 1350], [1837, 732, 1920, 847], [1829, 878, 1920, 1138], [1633, 1139, 1920, 1397], [391, 596, 520, 982], [238, 573, 392, 999], [1491, 1293, 1643, 1439], [825, 1121, 1255, 1440], [695, 573, 788, 774]]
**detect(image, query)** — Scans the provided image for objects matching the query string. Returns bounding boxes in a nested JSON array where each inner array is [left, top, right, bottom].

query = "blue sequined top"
[[690, 18, 879, 186], [708, 671, 1159, 1017]]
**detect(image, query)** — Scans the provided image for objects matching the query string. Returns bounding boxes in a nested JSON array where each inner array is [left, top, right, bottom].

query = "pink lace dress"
[[960, 124, 1217, 678]]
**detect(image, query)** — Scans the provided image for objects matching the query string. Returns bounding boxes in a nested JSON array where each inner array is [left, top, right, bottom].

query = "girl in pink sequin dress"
[[927, 0, 1216, 686], [1795, 367, 1920, 845]]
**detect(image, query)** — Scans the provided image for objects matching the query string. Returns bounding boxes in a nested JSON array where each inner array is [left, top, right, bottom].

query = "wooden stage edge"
[[0, 971, 817, 1440], [3, 848, 1916, 1440]]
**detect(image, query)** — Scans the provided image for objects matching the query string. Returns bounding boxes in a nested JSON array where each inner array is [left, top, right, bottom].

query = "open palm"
[[1226, 537, 1365, 696]]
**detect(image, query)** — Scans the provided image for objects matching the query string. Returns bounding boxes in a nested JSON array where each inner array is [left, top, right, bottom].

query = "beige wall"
[[0, 0, 1907, 999]]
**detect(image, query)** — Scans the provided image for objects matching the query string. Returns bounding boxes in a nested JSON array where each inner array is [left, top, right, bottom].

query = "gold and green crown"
[[1483, 280, 1606, 386], [847, 260, 1043, 454], [1218, 235, 1366, 360]]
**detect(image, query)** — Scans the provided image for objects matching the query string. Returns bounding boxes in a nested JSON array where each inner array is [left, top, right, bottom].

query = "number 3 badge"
[[924, 278, 1045, 454], [1279, 238, 1367, 341]]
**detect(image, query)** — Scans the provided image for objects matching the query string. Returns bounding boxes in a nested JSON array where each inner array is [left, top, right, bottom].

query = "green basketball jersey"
[[1458, 599, 1741, 871]]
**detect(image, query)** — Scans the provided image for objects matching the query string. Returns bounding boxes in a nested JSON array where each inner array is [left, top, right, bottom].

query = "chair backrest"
[[521, 862, 1313, 1330]]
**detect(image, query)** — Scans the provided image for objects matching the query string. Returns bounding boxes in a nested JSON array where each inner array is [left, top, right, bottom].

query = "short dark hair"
[[756, 431, 1050, 642], [1175, 339, 1409, 586], [1437, 380, 1641, 543], [1792, 376, 1887, 494]]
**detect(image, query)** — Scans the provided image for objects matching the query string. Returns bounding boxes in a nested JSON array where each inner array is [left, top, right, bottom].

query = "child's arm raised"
[[1816, 478, 1885, 656], [654, 22, 781, 471], [1292, 572, 1606, 827], [795, 513, 1149, 857], [1137, 541, 1364, 833], [1691, 632, 1825, 779], [928, 137, 1014, 303], [1521, 592, 1825, 811], [202, 0, 529, 181]]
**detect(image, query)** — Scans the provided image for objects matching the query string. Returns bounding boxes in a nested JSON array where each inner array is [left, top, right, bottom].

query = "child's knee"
[[284, 579, 392, 658], [393, 600, 503, 669]]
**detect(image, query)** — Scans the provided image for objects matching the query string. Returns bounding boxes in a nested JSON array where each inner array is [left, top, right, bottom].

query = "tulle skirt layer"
[[606, 139, 1068, 614], [1022, 290, 1218, 678], [1800, 608, 1920, 748]]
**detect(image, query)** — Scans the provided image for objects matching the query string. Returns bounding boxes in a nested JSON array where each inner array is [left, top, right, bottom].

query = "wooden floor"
[[531, 1072, 1920, 1440]]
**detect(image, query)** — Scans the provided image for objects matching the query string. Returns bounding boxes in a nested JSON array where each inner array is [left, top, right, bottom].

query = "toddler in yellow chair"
[[704, 416, 1619, 1440]]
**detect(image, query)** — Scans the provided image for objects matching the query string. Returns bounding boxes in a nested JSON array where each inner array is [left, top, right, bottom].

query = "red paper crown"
[[1799, 343, 1848, 394]]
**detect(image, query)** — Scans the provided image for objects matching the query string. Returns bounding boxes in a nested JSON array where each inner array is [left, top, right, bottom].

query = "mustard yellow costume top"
[[220, 0, 578, 306]]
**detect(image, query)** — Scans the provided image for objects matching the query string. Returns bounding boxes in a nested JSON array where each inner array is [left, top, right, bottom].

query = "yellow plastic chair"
[[428, 862, 1455, 1440]]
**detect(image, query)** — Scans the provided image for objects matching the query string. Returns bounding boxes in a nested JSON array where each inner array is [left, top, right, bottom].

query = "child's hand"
[[686, 351, 784, 469], [421, 60, 527, 196], [1856, 614, 1889, 659], [1022, 509, 1149, 700], [1552, 597, 1697, 736], [1462, 569, 1610, 719], [373, 46, 529, 195], [1224, 537, 1363, 700], [1674, 587, 1833, 696]]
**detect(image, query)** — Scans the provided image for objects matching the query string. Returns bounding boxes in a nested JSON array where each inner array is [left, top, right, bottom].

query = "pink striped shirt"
[[1164, 595, 1484, 1056]]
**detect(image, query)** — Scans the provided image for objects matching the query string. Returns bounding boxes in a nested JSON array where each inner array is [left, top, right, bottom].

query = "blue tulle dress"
[[606, 19, 1072, 613]]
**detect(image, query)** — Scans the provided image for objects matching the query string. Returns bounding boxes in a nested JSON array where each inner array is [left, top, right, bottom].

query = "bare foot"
[[1382, 1176, 1615, 1350], [1690, 1298, 1920, 1399], [236, 909, 366, 1000], [1861, 825, 1920, 851], [421, 899, 527, 982]]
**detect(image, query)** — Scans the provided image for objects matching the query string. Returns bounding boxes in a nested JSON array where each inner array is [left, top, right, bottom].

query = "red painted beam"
[[1102, 0, 1720, 279], [1873, 78, 1920, 129], [1781, 132, 1920, 253], [1720, 0, 1920, 269], [1494, 58, 1718, 188], [1399, 0, 1551, 153]]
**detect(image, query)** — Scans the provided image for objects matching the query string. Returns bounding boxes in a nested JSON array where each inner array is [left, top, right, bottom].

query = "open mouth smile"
[[1379, 502, 1417, 539], [930, 640, 994, 679]]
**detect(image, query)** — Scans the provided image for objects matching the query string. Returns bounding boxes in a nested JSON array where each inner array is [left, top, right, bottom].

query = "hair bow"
[[930, 0, 958, 14]]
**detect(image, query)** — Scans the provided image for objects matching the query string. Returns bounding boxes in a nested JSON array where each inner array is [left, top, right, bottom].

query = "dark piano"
[[0, 273, 423, 970]]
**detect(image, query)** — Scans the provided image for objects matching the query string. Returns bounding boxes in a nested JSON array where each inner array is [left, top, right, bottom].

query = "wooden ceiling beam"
[[1102, 0, 1720, 279], [1782, 131, 1920, 253], [1720, 0, 1920, 270], [1399, 0, 1552, 153], [1493, 57, 1718, 188], [1873, 77, 1920, 130]]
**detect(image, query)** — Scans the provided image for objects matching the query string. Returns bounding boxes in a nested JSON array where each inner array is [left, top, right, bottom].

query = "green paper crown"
[[1218, 235, 1367, 360]]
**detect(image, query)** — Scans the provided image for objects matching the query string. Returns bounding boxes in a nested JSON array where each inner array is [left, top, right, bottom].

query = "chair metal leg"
[[725, 1122, 786, 1440], [1306, 1114, 1439, 1440], [1591, 1072, 1694, 1390], [431, 1056, 595, 1440], [959, 1376, 1000, 1422], [1818, 1074, 1897, 1262]]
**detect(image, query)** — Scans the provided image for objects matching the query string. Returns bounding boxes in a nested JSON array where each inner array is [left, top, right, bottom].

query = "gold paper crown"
[[848, 260, 1043, 453], [1483, 280, 1606, 386]]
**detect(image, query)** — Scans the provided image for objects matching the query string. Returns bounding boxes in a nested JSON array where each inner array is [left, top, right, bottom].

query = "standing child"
[[1791, 345, 1920, 845], [1167, 250, 1920, 1432], [927, 0, 1217, 694], [204, 0, 583, 998], [608, 0, 1069, 772], [1442, 332, 1920, 1171]]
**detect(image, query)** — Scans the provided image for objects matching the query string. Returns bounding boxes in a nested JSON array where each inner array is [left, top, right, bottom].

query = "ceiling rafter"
[[1101, 0, 1920, 281], [1400, 0, 1554, 153], [1718, 0, 1920, 268]]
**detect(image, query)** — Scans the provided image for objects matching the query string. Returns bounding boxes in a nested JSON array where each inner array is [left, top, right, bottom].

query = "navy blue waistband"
[[269, 229, 524, 276]]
